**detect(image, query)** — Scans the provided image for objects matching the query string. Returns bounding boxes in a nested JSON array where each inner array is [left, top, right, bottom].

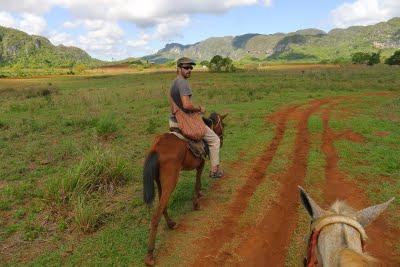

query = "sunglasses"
[[181, 66, 193, 70]]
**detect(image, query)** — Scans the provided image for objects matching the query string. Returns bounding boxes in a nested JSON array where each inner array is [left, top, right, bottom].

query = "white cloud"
[[2, 1, 271, 27], [74, 20, 125, 56], [127, 39, 149, 49], [331, 0, 400, 28], [0, 0, 273, 59], [0, 11, 16, 27], [63, 21, 79, 29], [19, 13, 47, 35], [49, 31, 76, 46], [0, 0, 54, 15]]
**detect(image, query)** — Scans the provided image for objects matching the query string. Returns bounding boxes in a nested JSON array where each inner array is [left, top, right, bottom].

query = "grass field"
[[0, 64, 399, 266]]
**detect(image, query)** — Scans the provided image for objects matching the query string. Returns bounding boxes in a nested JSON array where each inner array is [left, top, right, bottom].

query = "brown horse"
[[143, 112, 227, 266]]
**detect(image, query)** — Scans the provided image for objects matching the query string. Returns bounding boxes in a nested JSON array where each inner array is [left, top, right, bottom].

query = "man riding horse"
[[169, 57, 224, 178], [143, 57, 227, 265]]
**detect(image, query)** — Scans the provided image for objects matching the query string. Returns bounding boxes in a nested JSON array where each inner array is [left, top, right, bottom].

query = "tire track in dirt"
[[228, 99, 330, 266], [321, 106, 400, 266], [192, 105, 299, 266]]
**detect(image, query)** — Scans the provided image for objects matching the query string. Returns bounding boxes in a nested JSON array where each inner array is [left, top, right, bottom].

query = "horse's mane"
[[328, 201, 378, 266], [329, 200, 356, 217], [339, 249, 378, 266], [203, 112, 220, 128]]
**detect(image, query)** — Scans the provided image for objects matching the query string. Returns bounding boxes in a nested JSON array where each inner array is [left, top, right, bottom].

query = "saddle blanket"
[[169, 132, 208, 159]]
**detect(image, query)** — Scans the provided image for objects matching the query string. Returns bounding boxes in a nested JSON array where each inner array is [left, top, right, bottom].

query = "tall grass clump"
[[45, 147, 131, 205], [95, 113, 119, 137], [73, 196, 103, 233]]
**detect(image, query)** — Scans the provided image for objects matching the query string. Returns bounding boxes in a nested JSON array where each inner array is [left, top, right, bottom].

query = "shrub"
[[351, 52, 371, 64], [199, 60, 210, 67], [367, 52, 380, 65], [351, 51, 380, 65], [385, 50, 400, 65], [209, 55, 235, 72]]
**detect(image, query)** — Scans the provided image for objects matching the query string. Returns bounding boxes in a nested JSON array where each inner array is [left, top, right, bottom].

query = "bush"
[[351, 52, 371, 64], [351, 51, 380, 65], [209, 55, 235, 72], [367, 52, 380, 65], [385, 50, 400, 65], [199, 60, 210, 67]]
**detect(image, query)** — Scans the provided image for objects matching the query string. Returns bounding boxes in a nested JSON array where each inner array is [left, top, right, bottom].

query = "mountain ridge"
[[0, 26, 100, 67], [143, 17, 400, 63]]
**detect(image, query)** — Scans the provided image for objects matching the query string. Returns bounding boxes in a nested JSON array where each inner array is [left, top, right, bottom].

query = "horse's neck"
[[338, 249, 378, 267], [318, 224, 364, 267]]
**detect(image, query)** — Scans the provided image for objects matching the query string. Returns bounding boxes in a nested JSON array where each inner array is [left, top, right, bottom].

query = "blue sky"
[[0, 0, 399, 61]]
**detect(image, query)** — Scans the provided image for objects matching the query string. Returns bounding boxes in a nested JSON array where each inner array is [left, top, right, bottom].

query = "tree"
[[209, 55, 223, 72], [367, 52, 380, 65], [199, 60, 209, 67], [385, 50, 400, 65], [209, 55, 235, 72], [351, 52, 371, 64]]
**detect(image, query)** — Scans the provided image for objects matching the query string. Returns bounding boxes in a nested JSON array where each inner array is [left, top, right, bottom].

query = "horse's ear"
[[220, 113, 228, 120], [356, 197, 394, 227], [298, 186, 325, 219]]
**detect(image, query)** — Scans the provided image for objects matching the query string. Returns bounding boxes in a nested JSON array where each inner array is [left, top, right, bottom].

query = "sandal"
[[209, 169, 224, 179]]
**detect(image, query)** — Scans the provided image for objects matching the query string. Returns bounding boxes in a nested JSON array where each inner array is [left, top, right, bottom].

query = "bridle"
[[211, 115, 224, 140], [305, 215, 367, 267]]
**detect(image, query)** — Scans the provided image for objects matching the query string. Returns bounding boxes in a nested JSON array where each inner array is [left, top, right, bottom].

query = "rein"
[[211, 116, 223, 139], [305, 215, 368, 267]]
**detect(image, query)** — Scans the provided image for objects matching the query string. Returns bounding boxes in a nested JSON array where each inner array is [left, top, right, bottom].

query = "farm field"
[[0, 65, 399, 266]]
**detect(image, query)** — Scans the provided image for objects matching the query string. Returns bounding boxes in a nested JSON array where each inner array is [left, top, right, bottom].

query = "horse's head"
[[298, 186, 394, 267], [203, 113, 228, 147]]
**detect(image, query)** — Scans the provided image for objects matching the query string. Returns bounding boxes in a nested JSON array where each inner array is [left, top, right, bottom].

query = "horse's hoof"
[[145, 254, 155, 266], [167, 221, 177, 230]]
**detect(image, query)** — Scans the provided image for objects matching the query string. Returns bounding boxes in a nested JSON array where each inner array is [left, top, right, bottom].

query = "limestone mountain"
[[144, 17, 400, 63], [0, 26, 100, 67]]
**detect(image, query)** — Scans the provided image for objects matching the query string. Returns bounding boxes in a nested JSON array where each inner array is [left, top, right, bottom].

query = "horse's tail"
[[143, 151, 159, 205]]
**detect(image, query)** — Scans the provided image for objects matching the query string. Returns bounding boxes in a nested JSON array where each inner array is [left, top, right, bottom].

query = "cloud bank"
[[331, 0, 400, 28], [0, 0, 272, 59]]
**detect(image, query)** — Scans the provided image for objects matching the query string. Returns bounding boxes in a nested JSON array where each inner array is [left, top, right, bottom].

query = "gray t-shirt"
[[170, 78, 192, 120]]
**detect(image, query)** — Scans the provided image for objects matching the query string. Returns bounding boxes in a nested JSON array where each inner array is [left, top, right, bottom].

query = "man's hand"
[[199, 106, 206, 113]]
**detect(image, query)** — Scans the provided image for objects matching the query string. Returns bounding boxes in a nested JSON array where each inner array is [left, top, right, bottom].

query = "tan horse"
[[299, 186, 394, 267]]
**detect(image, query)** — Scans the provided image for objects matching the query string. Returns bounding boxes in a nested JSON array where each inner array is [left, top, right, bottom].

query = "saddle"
[[169, 127, 209, 159]]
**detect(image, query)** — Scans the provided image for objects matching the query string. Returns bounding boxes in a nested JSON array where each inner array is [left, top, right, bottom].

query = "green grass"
[[0, 64, 399, 265]]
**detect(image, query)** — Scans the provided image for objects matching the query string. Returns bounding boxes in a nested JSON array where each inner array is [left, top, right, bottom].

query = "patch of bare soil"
[[228, 99, 330, 266], [321, 106, 400, 266], [374, 131, 390, 137]]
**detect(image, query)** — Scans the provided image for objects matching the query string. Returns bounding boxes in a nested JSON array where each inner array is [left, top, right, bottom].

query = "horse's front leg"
[[193, 160, 204, 210]]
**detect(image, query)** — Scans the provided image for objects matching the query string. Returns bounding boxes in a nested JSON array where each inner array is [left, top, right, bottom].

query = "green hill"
[[0, 26, 101, 67], [143, 17, 400, 63]]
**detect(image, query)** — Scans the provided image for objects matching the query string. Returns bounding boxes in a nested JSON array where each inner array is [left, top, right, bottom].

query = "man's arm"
[[181, 95, 204, 112]]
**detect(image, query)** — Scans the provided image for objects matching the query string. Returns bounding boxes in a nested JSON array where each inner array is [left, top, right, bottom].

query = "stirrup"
[[209, 169, 224, 179]]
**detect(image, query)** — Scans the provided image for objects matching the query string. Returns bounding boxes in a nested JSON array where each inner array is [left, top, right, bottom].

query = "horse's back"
[[151, 133, 187, 162], [151, 133, 202, 170]]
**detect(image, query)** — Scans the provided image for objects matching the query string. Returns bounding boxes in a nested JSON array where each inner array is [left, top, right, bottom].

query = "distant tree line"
[[351, 50, 400, 66]]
